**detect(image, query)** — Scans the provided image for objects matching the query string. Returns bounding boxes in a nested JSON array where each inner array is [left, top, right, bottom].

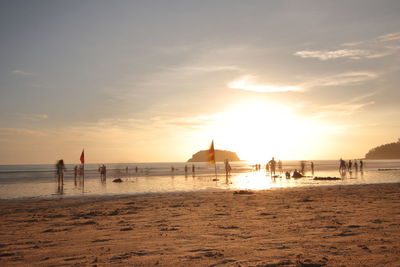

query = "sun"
[[207, 99, 326, 162]]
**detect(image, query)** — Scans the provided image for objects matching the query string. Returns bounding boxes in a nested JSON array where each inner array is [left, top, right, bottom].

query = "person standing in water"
[[339, 158, 346, 173], [311, 161, 314, 174], [278, 160, 283, 174], [224, 159, 231, 176], [56, 159, 66, 187], [268, 157, 276, 176]]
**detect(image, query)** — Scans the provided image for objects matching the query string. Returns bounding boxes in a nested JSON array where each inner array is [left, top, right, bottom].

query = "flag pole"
[[214, 162, 217, 180]]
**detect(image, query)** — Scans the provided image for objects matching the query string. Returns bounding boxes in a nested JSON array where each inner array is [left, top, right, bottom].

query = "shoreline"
[[1, 180, 400, 202], [1, 183, 400, 266]]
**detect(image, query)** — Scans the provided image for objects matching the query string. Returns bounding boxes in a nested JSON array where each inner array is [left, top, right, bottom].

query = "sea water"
[[0, 160, 399, 199]]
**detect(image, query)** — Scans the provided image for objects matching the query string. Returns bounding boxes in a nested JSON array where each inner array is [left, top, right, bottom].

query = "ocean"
[[0, 160, 400, 199]]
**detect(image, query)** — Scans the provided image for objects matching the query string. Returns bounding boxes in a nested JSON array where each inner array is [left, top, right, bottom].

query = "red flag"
[[80, 149, 85, 164], [207, 140, 216, 165]]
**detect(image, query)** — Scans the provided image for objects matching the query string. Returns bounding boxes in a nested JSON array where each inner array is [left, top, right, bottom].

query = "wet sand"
[[0, 183, 399, 266]]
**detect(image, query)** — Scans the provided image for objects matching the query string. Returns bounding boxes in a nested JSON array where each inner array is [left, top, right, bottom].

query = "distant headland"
[[365, 139, 400, 159], [187, 150, 240, 162]]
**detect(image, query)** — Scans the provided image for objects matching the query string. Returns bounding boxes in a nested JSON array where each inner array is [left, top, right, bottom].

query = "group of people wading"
[[339, 158, 363, 174], [264, 157, 314, 179]]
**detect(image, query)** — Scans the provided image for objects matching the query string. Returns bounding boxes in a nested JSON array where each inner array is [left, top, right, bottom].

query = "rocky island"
[[187, 150, 240, 162], [365, 139, 400, 159]]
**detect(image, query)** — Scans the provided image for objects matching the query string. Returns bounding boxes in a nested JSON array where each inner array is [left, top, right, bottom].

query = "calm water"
[[0, 160, 400, 199]]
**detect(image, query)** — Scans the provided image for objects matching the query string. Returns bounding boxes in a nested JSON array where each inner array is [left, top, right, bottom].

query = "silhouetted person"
[[278, 160, 282, 173], [354, 161, 358, 172], [79, 165, 84, 177], [192, 164, 195, 173], [268, 157, 276, 175], [103, 165, 107, 179], [348, 160, 352, 172], [99, 164, 106, 180], [224, 159, 231, 176], [56, 159, 66, 187], [184, 165, 188, 173], [73, 165, 78, 186], [171, 166, 175, 172], [135, 166, 138, 173], [285, 171, 290, 179], [360, 160, 363, 171], [311, 162, 314, 174], [292, 169, 303, 178], [300, 161, 306, 174], [339, 158, 346, 173]]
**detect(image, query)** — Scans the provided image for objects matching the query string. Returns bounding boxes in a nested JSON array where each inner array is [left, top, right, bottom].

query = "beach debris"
[[72, 220, 97, 226], [292, 171, 303, 178], [120, 227, 133, 231], [313, 177, 341, 180], [160, 227, 179, 231], [112, 178, 123, 183], [296, 259, 326, 267], [218, 225, 239, 229], [259, 212, 273, 216], [233, 190, 254, 195], [0, 253, 15, 257], [64, 256, 86, 262]]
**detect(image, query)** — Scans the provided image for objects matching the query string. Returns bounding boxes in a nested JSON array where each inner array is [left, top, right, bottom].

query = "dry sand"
[[0, 183, 400, 266]]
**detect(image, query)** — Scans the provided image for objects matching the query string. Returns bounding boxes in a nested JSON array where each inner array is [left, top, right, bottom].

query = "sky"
[[0, 0, 400, 164]]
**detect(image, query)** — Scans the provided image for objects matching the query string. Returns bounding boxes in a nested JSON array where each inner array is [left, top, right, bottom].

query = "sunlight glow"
[[203, 99, 334, 162], [228, 75, 302, 93]]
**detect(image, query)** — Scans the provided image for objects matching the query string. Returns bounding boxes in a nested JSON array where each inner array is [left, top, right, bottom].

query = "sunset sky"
[[1, 0, 400, 164]]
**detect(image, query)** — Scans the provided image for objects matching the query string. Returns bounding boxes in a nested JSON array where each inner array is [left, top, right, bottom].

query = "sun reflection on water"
[[228, 171, 307, 190]]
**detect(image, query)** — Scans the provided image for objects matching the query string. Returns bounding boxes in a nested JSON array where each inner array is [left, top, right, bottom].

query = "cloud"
[[341, 41, 364, 47], [294, 49, 381, 60], [228, 75, 303, 93], [228, 71, 378, 93], [377, 32, 400, 42], [20, 113, 49, 121], [305, 72, 380, 88], [321, 101, 375, 116], [311, 91, 378, 118], [0, 128, 49, 137], [158, 65, 240, 74], [295, 32, 400, 61], [12, 70, 35, 76]]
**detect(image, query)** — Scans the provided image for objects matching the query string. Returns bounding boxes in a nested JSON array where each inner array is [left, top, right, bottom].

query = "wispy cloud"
[[294, 49, 372, 60], [295, 32, 400, 61], [0, 128, 49, 137], [12, 70, 35, 76], [228, 75, 302, 93], [20, 113, 49, 121], [313, 91, 378, 118], [158, 65, 241, 73], [321, 101, 375, 116], [377, 32, 400, 42], [228, 71, 379, 93], [305, 72, 380, 88]]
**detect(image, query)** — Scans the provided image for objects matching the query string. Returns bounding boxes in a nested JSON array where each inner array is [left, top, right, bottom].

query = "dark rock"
[[187, 150, 240, 162]]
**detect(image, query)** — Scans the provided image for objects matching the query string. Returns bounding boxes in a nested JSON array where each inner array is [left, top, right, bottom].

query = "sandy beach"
[[0, 183, 399, 266]]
